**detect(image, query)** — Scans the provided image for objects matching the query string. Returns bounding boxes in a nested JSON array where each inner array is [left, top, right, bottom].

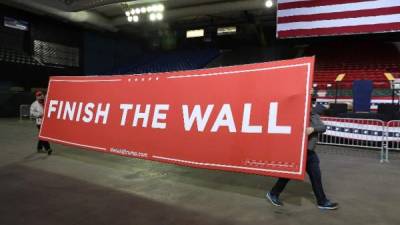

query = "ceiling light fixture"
[[150, 4, 163, 12], [156, 13, 163, 21], [149, 13, 156, 21], [124, 3, 165, 23], [265, 0, 273, 8]]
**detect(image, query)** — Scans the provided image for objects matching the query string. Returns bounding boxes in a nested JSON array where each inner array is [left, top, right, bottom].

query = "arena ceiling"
[[2, 0, 276, 34]]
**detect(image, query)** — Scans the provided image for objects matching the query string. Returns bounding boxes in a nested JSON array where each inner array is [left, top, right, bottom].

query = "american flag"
[[277, 0, 400, 38]]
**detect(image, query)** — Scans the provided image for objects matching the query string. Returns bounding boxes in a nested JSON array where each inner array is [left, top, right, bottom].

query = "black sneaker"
[[318, 200, 339, 210], [266, 192, 283, 207], [47, 149, 53, 156]]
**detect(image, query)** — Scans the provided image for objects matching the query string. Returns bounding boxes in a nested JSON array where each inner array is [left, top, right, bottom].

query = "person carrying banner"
[[266, 103, 338, 210], [30, 91, 52, 155]]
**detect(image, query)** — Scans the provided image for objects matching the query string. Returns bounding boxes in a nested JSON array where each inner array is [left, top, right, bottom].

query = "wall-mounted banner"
[[40, 57, 314, 180]]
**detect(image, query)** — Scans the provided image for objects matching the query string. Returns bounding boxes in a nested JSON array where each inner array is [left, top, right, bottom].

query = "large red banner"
[[40, 57, 314, 180]]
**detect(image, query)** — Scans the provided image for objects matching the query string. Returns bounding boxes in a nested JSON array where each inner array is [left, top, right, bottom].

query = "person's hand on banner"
[[306, 127, 314, 135]]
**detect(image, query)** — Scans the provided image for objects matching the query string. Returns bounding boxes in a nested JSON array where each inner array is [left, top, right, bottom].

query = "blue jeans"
[[270, 150, 328, 205]]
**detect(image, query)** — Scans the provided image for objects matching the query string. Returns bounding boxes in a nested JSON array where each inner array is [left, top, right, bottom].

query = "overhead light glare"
[[158, 4, 165, 12], [217, 26, 237, 36], [186, 29, 204, 38], [265, 0, 273, 8], [149, 13, 156, 21], [156, 13, 163, 21]]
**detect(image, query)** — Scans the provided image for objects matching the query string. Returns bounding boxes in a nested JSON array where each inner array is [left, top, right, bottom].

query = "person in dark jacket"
[[266, 103, 339, 210]]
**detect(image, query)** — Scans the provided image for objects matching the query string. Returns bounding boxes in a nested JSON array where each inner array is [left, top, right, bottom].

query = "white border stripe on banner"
[[277, 14, 400, 31], [167, 63, 310, 79], [278, 0, 400, 17], [38, 80, 52, 138], [152, 156, 300, 174], [51, 79, 122, 82], [39, 136, 107, 151], [298, 61, 311, 174]]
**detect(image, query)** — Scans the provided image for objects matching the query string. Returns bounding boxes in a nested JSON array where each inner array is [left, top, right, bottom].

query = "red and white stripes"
[[277, 0, 400, 38]]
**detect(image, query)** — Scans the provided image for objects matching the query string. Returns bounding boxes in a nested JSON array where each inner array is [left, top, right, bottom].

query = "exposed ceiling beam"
[[64, 0, 128, 12]]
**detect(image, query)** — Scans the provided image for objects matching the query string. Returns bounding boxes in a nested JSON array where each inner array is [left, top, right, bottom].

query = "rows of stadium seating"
[[307, 42, 400, 90], [0, 47, 41, 66], [115, 48, 220, 74]]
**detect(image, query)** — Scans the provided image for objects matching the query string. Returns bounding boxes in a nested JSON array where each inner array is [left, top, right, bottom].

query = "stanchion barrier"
[[385, 120, 400, 162], [318, 117, 386, 162], [19, 104, 30, 120]]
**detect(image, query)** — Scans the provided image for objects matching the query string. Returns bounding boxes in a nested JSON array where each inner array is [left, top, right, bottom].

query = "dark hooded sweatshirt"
[[308, 104, 327, 151]]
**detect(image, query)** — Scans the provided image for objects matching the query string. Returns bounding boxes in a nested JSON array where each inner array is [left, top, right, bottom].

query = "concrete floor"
[[1, 118, 400, 225]]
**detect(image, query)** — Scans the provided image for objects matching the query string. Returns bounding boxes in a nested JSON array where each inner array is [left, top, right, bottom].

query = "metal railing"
[[385, 120, 400, 162], [318, 117, 387, 162], [19, 104, 31, 120]]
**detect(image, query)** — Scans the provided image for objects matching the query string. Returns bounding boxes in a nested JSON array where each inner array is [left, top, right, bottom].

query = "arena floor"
[[1, 118, 399, 225]]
